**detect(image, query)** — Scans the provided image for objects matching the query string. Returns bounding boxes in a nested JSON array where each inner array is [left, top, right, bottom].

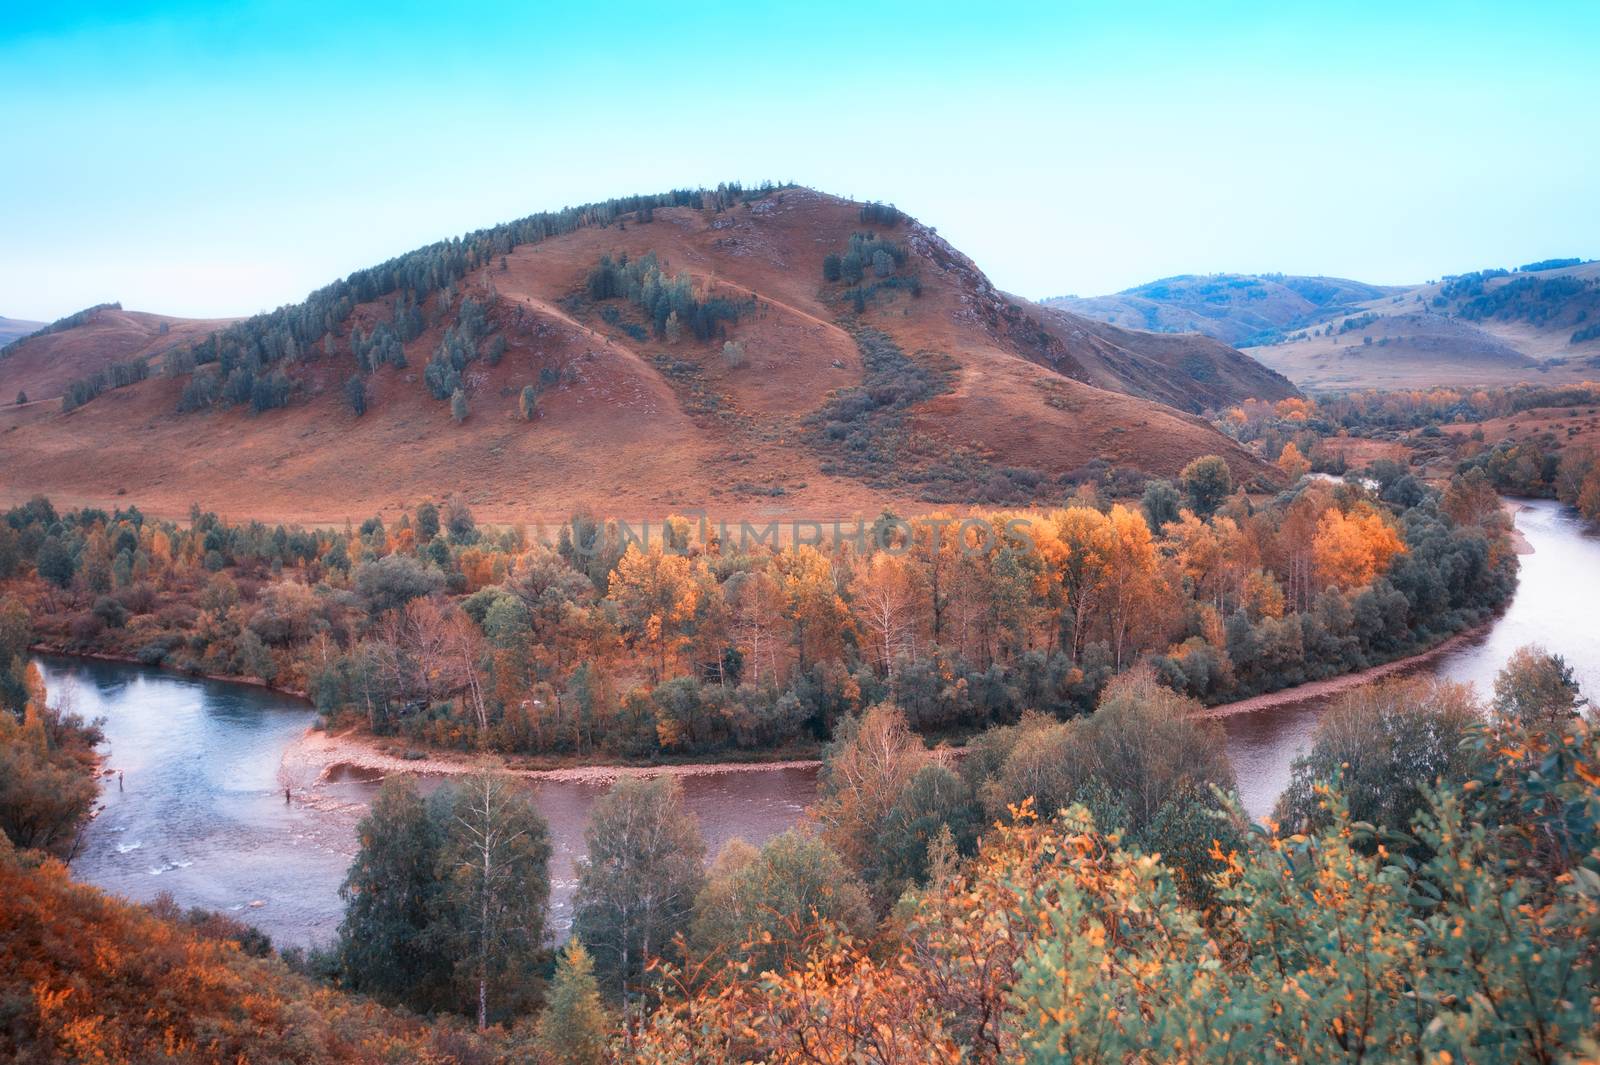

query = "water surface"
[[51, 656, 814, 946]]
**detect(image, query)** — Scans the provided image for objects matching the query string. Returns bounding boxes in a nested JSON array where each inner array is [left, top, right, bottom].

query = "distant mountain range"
[[0, 315, 44, 347], [0, 186, 1296, 522], [1048, 261, 1600, 391]]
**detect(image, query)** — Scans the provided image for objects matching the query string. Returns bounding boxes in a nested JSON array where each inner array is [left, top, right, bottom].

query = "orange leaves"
[[610, 544, 704, 681], [1, 848, 502, 1063], [1275, 397, 1315, 422], [1311, 506, 1405, 591], [849, 551, 927, 674], [1276, 442, 1311, 480]]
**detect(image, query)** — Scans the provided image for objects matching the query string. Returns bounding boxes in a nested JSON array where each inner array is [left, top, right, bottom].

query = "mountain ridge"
[[1050, 262, 1600, 390]]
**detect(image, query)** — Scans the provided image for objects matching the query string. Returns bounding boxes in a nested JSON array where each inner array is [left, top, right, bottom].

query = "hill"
[[1244, 261, 1600, 390], [0, 304, 232, 403], [1046, 274, 1397, 347], [1053, 262, 1600, 391], [0, 186, 1290, 523], [0, 314, 43, 347]]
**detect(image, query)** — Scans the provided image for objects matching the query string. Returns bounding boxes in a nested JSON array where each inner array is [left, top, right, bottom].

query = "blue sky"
[[2, 1, 1597, 321]]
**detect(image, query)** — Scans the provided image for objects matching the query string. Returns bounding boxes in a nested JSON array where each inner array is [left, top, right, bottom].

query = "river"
[[48, 655, 815, 947], [46, 499, 1599, 945]]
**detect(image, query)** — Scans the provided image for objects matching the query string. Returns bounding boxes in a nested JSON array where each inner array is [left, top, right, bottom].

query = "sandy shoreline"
[[283, 726, 822, 787], [1200, 618, 1496, 719], [1503, 499, 1535, 555]]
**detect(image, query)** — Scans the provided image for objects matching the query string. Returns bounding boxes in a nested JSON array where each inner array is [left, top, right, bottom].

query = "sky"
[[2, 1, 1597, 322]]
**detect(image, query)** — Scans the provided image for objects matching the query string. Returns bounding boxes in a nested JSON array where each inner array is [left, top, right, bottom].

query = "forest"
[[0, 453, 1513, 767]]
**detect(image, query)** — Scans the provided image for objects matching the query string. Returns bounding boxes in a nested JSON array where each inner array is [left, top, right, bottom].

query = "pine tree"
[[344, 375, 368, 416], [520, 384, 539, 421], [451, 388, 469, 424], [822, 253, 842, 282], [536, 939, 610, 1065]]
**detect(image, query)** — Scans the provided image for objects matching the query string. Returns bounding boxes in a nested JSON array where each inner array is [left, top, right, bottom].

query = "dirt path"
[[1200, 619, 1495, 719], [282, 726, 822, 787]]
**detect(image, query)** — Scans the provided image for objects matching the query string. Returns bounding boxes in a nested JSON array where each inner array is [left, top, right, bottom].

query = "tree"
[[536, 939, 610, 1065], [822, 253, 841, 282], [415, 501, 441, 542], [812, 702, 928, 869], [840, 250, 864, 284], [1082, 667, 1234, 831], [1100, 504, 1160, 669], [344, 374, 368, 416], [1492, 644, 1586, 726], [1276, 441, 1311, 480], [572, 776, 706, 996], [451, 387, 469, 423], [1180, 455, 1233, 517], [608, 545, 701, 682], [850, 551, 924, 674], [691, 829, 873, 973], [35, 536, 76, 589], [438, 773, 551, 1028], [1276, 676, 1482, 837], [1311, 505, 1405, 591], [14, 391, 25, 406], [520, 384, 539, 421], [336, 777, 452, 1012], [354, 553, 444, 614], [1140, 479, 1180, 532], [0, 665, 100, 857], [866, 763, 980, 901]]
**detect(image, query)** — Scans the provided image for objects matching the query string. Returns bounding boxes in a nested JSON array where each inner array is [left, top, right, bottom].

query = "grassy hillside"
[[0, 187, 1290, 523], [0, 304, 232, 403]]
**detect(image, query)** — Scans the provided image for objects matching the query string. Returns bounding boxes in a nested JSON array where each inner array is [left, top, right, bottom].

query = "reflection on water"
[[1224, 499, 1600, 819], [50, 655, 815, 947]]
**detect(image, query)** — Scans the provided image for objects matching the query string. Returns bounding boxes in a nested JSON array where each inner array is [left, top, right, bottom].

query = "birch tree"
[[440, 773, 551, 1029]]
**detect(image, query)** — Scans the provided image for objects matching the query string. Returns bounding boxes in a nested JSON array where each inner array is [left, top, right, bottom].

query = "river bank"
[[1202, 618, 1498, 719], [283, 725, 823, 786], [1504, 499, 1535, 554], [30, 645, 312, 701]]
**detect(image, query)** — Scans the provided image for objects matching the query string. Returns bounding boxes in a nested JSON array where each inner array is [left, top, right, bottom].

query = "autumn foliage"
[[631, 710, 1600, 1064], [0, 472, 1511, 769]]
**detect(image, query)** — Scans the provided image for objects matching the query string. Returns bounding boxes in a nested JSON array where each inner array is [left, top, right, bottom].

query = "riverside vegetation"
[[0, 457, 1513, 766]]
